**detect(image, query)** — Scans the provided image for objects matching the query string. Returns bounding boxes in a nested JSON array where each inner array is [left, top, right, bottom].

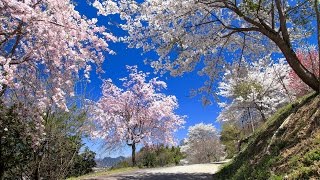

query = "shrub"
[[303, 150, 320, 166]]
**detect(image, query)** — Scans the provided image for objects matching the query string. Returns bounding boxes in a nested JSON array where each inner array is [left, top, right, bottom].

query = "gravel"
[[85, 163, 226, 180], [139, 163, 221, 174]]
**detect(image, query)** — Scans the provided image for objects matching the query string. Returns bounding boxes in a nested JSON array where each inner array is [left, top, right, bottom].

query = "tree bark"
[[131, 143, 136, 166], [271, 0, 319, 92], [32, 165, 39, 180], [277, 41, 319, 92], [247, 107, 255, 133], [229, 0, 320, 92], [265, 33, 320, 92], [314, 0, 320, 93], [0, 135, 4, 180]]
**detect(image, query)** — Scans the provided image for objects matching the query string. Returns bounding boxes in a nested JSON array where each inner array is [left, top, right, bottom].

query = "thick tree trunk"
[[279, 43, 319, 92], [267, 34, 320, 92], [131, 143, 136, 166], [229, 0, 319, 92], [271, 0, 319, 92], [314, 0, 320, 93]]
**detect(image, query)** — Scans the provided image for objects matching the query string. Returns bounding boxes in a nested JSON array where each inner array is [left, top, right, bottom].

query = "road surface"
[[85, 163, 225, 180]]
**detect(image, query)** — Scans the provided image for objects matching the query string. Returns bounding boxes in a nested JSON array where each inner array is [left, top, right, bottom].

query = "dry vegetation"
[[214, 93, 320, 180]]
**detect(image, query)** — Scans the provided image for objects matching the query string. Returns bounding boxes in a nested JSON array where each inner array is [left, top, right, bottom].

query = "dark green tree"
[[220, 123, 242, 158], [0, 105, 96, 179], [68, 147, 96, 177], [132, 144, 184, 168], [0, 105, 33, 179]]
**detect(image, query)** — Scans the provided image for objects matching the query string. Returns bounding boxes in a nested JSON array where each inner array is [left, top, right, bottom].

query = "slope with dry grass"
[[214, 93, 320, 180]]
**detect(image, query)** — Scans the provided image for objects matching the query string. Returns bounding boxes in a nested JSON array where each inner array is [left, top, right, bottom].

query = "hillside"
[[214, 93, 320, 180], [95, 156, 126, 168]]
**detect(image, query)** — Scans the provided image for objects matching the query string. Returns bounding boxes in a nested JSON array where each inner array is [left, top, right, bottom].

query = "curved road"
[[86, 163, 225, 180]]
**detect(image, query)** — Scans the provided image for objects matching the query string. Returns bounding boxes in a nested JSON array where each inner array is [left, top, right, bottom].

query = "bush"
[[68, 147, 97, 177], [0, 105, 34, 179], [303, 150, 320, 166], [1, 105, 96, 179], [142, 150, 157, 167], [113, 144, 184, 169], [112, 160, 130, 169]]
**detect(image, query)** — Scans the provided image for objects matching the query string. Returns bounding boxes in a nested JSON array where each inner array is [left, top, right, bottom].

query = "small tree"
[[38, 106, 89, 179], [91, 66, 185, 166], [0, 105, 93, 179], [217, 57, 292, 132], [181, 123, 225, 164], [68, 147, 97, 177], [220, 123, 242, 158], [136, 144, 183, 167]]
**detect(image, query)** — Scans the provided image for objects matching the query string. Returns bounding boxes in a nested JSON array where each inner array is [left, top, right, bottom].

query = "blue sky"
[[75, 1, 222, 158]]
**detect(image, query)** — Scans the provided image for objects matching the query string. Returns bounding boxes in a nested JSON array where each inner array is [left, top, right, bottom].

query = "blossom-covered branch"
[[0, 0, 115, 147], [94, 0, 320, 93]]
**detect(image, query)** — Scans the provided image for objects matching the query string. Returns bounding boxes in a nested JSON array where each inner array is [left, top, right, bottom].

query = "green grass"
[[67, 167, 138, 180]]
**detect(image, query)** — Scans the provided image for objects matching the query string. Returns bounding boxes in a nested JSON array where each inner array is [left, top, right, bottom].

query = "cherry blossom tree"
[[90, 66, 185, 166], [0, 0, 115, 147], [217, 56, 292, 132], [93, 0, 320, 94], [288, 46, 320, 97], [180, 123, 225, 163]]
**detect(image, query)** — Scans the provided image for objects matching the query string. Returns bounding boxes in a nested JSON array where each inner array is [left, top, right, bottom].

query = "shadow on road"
[[106, 173, 214, 180], [86, 163, 227, 180]]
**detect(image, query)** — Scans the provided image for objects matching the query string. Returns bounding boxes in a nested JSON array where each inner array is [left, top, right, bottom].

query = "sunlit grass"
[[67, 167, 138, 180]]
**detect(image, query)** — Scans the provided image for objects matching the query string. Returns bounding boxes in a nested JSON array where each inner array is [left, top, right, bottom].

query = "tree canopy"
[[94, 0, 320, 95], [90, 66, 185, 165], [181, 123, 225, 163]]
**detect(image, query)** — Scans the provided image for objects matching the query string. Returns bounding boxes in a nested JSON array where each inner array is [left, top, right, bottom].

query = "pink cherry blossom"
[[0, 0, 116, 147], [288, 47, 320, 97], [90, 66, 185, 164]]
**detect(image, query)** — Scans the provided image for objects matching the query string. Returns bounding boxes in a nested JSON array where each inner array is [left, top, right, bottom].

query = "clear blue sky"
[[75, 1, 222, 158]]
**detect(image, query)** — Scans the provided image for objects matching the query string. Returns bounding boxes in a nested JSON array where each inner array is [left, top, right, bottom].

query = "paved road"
[[86, 163, 224, 180]]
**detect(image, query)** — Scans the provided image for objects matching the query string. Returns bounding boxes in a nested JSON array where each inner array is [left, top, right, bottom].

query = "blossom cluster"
[[0, 0, 115, 147], [288, 47, 320, 97], [217, 56, 292, 123], [91, 66, 185, 149], [181, 123, 225, 163]]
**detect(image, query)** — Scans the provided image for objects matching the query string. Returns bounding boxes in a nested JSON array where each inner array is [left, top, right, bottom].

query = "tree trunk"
[[251, 0, 320, 92], [314, 0, 320, 93], [32, 148, 42, 180], [270, 35, 319, 92], [32, 166, 39, 180], [247, 107, 255, 133], [230, 0, 319, 92], [131, 143, 136, 166], [0, 136, 4, 180]]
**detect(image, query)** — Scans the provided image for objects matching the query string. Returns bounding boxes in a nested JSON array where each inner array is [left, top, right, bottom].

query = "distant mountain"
[[95, 156, 126, 167]]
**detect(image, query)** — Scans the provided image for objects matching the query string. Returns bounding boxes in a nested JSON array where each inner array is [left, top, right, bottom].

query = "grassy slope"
[[213, 93, 320, 180], [67, 167, 138, 180]]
